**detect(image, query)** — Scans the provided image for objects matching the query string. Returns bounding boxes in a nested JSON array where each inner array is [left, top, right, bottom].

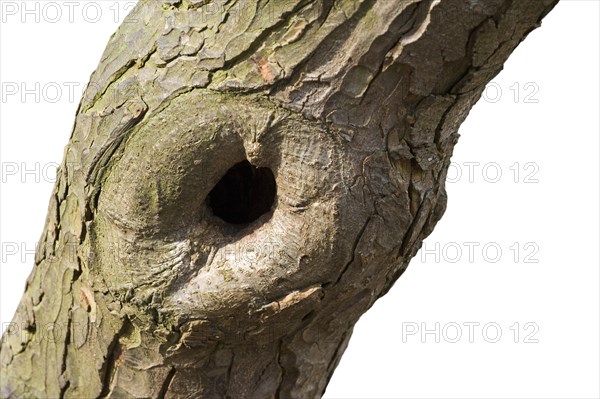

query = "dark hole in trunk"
[[208, 160, 276, 225]]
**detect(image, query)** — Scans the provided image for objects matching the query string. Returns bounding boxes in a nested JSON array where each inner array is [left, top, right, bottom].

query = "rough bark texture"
[[1, 0, 558, 398]]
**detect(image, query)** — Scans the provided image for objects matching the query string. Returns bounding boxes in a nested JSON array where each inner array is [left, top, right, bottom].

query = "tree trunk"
[[1, 0, 558, 397]]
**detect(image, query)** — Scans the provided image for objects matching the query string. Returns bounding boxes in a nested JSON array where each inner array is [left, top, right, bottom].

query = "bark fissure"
[[332, 214, 373, 285], [157, 368, 176, 399], [98, 320, 130, 399]]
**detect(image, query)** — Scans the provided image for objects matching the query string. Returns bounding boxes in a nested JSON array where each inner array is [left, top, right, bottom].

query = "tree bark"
[[1, 0, 558, 398]]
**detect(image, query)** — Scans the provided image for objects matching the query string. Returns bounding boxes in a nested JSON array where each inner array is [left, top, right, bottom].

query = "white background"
[[1, 1, 598, 398]]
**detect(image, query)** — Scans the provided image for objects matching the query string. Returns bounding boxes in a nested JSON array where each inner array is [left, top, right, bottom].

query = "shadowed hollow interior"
[[207, 160, 277, 225]]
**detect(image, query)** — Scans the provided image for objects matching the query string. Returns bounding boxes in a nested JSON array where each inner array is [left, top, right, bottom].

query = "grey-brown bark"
[[1, 0, 558, 398]]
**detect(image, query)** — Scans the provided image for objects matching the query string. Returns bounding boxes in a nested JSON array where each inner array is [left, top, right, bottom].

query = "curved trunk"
[[1, 0, 558, 398]]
